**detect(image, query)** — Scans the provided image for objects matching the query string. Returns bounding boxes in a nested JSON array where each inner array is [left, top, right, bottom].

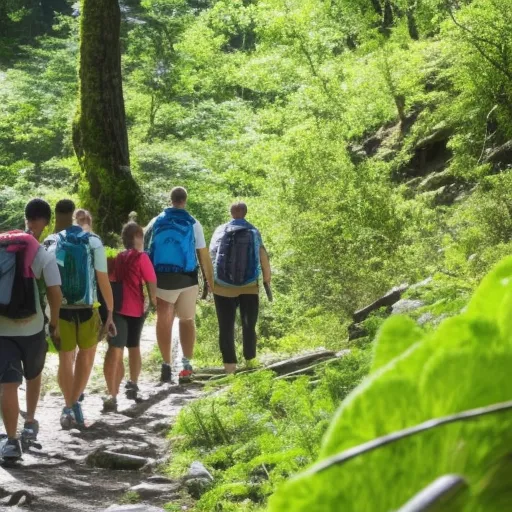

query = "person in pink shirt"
[[102, 222, 157, 411]]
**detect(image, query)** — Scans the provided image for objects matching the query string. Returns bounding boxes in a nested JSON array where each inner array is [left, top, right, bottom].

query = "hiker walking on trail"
[[45, 200, 116, 429], [102, 222, 157, 411], [0, 199, 62, 462], [210, 202, 271, 374], [145, 187, 214, 384]]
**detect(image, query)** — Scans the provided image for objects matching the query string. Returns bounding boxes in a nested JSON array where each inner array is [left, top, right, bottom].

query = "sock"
[[182, 356, 192, 369]]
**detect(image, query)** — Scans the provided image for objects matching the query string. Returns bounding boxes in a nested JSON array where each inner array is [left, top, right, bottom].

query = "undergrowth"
[[166, 351, 370, 510]]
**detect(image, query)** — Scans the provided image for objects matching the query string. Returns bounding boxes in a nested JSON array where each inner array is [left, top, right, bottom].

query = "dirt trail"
[[0, 324, 201, 511]]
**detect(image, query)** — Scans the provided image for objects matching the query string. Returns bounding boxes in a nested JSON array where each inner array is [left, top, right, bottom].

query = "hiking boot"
[[178, 367, 194, 384], [60, 407, 76, 430], [72, 402, 85, 427], [78, 392, 85, 402], [1, 438, 22, 462], [161, 363, 172, 383], [125, 381, 139, 400], [102, 396, 118, 413], [21, 420, 39, 441]]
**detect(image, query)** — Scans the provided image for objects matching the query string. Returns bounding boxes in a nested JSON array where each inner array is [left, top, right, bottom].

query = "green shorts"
[[58, 308, 101, 352]]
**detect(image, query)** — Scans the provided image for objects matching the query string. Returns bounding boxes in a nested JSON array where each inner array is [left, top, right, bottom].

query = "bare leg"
[[156, 298, 175, 364], [179, 319, 196, 359], [1, 383, 20, 438], [58, 350, 76, 408], [104, 347, 123, 398], [128, 347, 142, 384], [116, 357, 124, 395], [71, 345, 97, 404], [25, 374, 42, 423], [224, 363, 237, 375]]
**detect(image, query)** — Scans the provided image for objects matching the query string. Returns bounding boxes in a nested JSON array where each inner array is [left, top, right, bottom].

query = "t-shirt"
[[44, 229, 108, 307], [145, 211, 206, 291], [115, 250, 157, 317], [0, 247, 61, 337]]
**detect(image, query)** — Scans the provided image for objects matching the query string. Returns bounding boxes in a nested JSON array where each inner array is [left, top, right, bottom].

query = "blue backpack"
[[54, 227, 96, 306], [214, 223, 260, 287], [149, 208, 197, 273]]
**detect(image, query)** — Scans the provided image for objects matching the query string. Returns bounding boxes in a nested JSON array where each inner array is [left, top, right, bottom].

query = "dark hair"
[[170, 186, 188, 204], [25, 198, 52, 222], [121, 221, 144, 249], [231, 202, 248, 218], [55, 199, 76, 215]]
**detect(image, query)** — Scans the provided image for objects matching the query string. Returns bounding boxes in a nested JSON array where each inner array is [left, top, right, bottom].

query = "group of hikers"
[[0, 186, 271, 461]]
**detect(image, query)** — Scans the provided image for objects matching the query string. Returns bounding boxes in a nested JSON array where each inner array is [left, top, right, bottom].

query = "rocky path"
[[0, 324, 204, 512]]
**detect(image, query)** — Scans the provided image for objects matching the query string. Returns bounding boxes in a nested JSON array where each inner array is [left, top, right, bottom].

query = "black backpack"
[[215, 228, 259, 286]]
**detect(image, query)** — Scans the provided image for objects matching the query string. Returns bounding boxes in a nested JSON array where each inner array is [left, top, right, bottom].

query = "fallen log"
[[265, 350, 337, 376], [353, 284, 408, 324]]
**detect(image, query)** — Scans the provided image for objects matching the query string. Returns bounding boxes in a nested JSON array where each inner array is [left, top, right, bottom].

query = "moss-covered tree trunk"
[[73, 0, 140, 238]]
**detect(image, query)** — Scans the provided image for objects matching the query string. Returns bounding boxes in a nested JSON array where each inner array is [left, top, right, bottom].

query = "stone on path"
[[87, 449, 150, 470], [129, 481, 181, 499], [103, 506, 165, 512]]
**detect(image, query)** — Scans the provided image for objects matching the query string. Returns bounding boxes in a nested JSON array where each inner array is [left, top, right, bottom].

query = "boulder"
[[392, 299, 425, 315], [183, 461, 214, 499], [86, 449, 149, 470]]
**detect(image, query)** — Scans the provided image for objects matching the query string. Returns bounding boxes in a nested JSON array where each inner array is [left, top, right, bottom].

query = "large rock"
[[86, 449, 149, 470], [183, 461, 214, 498]]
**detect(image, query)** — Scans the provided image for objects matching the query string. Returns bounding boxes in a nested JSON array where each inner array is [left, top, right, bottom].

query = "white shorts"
[[156, 285, 198, 320]]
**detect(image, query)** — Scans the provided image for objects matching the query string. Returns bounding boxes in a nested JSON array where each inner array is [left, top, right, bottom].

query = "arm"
[[46, 285, 62, 342], [146, 281, 157, 308], [41, 250, 62, 344], [197, 248, 214, 291], [260, 246, 271, 284], [92, 238, 117, 336]]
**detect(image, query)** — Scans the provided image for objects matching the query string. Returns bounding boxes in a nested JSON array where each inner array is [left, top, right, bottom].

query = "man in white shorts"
[[145, 187, 214, 383]]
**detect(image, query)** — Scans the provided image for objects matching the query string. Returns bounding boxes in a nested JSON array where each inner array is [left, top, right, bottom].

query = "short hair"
[[25, 198, 52, 222], [74, 208, 92, 225], [231, 202, 248, 218], [55, 199, 76, 215], [170, 186, 188, 204], [121, 221, 144, 249]]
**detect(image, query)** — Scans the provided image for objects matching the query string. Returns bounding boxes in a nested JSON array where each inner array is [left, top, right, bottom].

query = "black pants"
[[214, 294, 259, 364]]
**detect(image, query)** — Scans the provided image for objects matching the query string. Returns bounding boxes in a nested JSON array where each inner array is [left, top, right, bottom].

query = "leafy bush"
[[167, 351, 370, 510], [269, 256, 512, 511]]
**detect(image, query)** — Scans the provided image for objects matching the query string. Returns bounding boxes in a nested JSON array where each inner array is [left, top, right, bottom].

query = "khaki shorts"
[[156, 285, 198, 320]]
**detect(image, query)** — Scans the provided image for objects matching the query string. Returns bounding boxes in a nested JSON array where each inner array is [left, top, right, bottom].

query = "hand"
[[101, 312, 117, 339], [49, 323, 61, 350]]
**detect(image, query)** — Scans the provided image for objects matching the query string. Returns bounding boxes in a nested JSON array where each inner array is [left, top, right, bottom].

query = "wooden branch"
[[265, 350, 337, 375], [275, 357, 340, 380], [303, 400, 512, 476]]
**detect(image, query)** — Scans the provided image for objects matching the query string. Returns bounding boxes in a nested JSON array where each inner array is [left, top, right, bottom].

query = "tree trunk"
[[73, 0, 140, 239]]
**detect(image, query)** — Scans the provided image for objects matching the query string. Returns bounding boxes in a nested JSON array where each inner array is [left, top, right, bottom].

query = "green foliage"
[[168, 351, 370, 510], [269, 256, 512, 511]]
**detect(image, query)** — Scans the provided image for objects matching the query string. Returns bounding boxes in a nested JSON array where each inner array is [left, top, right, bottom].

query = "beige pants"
[[156, 285, 198, 320]]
